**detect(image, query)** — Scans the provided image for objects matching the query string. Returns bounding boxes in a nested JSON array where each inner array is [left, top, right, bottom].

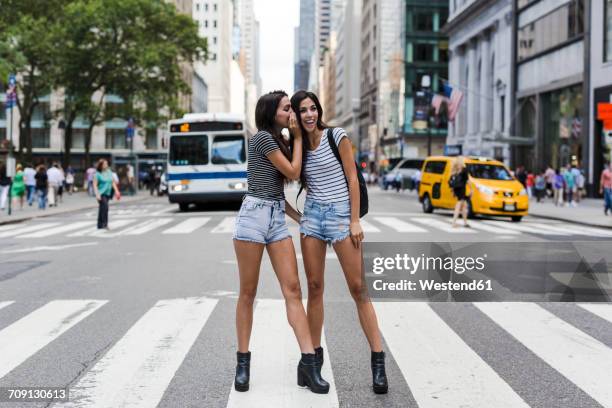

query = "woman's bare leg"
[[300, 235, 327, 349]]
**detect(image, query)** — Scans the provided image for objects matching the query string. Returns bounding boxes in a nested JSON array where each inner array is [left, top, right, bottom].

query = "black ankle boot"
[[297, 353, 330, 394], [371, 351, 388, 394], [314, 346, 324, 370], [235, 351, 251, 392]]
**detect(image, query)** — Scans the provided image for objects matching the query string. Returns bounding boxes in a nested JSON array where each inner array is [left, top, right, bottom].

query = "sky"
[[253, 0, 300, 95]]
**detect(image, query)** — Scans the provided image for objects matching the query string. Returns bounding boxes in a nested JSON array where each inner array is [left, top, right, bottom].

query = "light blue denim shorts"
[[300, 198, 351, 246], [233, 195, 291, 244]]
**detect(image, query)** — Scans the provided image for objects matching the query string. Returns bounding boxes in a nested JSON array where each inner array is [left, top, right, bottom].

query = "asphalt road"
[[0, 187, 611, 408]]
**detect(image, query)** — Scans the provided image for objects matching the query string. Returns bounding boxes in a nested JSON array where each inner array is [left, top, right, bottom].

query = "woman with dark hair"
[[93, 159, 119, 229], [288, 90, 388, 394], [232, 90, 329, 394], [34, 165, 48, 210]]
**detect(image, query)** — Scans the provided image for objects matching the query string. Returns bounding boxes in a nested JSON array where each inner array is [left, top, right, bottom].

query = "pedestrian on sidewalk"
[[290, 90, 388, 394], [34, 165, 48, 210], [65, 166, 75, 194], [545, 165, 555, 198], [526, 171, 534, 198], [86, 165, 96, 196], [600, 162, 612, 216], [563, 165, 576, 207], [534, 171, 546, 203], [516, 165, 527, 188], [93, 159, 120, 230], [10, 164, 25, 210], [0, 163, 11, 211], [450, 156, 470, 228], [571, 163, 584, 204], [231, 91, 330, 395], [553, 168, 564, 206], [47, 163, 62, 207], [24, 163, 36, 206]]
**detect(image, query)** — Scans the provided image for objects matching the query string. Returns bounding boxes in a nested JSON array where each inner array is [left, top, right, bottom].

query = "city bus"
[[167, 113, 248, 211]]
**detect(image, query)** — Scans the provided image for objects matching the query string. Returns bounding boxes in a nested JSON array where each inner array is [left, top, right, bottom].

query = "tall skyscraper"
[[294, 0, 316, 91]]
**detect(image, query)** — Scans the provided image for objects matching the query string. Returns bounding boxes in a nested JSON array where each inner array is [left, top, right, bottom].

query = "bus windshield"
[[467, 164, 513, 180], [169, 135, 208, 166], [212, 135, 246, 164]]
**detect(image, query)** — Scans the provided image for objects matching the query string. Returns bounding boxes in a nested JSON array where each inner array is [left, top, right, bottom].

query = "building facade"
[[444, 0, 512, 163], [294, 0, 316, 91]]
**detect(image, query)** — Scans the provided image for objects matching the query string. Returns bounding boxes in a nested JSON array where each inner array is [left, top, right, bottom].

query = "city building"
[[294, 0, 316, 91], [589, 0, 612, 194], [444, 0, 511, 163], [512, 0, 587, 180], [359, 0, 403, 169], [333, 0, 362, 142], [194, 0, 234, 113], [236, 0, 261, 131]]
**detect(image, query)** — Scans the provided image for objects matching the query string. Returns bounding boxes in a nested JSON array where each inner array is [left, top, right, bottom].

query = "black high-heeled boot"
[[314, 346, 324, 370], [297, 353, 330, 394], [234, 351, 251, 392], [371, 351, 388, 394]]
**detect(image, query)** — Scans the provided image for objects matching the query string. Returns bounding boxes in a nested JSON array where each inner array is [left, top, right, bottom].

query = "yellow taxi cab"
[[418, 156, 529, 222]]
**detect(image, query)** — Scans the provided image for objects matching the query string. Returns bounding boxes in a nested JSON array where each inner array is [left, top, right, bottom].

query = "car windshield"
[[467, 164, 513, 180]]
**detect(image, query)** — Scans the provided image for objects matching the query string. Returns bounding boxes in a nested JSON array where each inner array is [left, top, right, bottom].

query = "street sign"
[[444, 144, 463, 156], [5, 74, 17, 108]]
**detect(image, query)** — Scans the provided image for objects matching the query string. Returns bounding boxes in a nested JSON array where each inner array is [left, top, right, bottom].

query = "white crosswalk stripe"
[[212, 216, 236, 233], [67, 219, 137, 237], [0, 222, 61, 238], [359, 219, 382, 233], [0, 223, 23, 232], [475, 302, 612, 408], [162, 217, 211, 234], [373, 216, 427, 232], [107, 218, 173, 236], [467, 220, 521, 235], [480, 220, 569, 235], [411, 217, 477, 234], [17, 221, 92, 238], [0, 298, 610, 406], [0, 300, 107, 378], [226, 299, 339, 408], [57, 297, 218, 408], [374, 302, 529, 408], [578, 303, 612, 324]]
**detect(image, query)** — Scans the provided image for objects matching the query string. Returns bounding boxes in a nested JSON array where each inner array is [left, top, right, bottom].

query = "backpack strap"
[[326, 128, 342, 165]]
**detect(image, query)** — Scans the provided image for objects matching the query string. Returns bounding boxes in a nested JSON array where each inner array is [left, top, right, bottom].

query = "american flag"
[[430, 83, 464, 122]]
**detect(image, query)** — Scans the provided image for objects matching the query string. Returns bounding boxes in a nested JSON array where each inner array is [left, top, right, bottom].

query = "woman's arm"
[[267, 113, 303, 180], [93, 174, 100, 200], [337, 137, 363, 248], [284, 200, 301, 223]]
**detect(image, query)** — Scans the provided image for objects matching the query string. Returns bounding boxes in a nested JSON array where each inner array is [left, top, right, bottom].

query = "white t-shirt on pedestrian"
[[24, 167, 36, 186]]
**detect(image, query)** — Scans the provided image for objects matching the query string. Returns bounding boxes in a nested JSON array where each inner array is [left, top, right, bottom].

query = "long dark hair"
[[255, 90, 292, 158], [290, 90, 328, 190]]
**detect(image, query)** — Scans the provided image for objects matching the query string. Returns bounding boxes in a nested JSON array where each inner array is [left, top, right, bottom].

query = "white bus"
[[167, 113, 248, 211]]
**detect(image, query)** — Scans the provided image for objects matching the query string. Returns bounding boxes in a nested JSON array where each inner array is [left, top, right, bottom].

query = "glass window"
[[170, 135, 208, 165], [542, 85, 583, 169], [32, 128, 50, 148], [606, 0, 612, 62], [400, 159, 424, 169], [146, 128, 158, 150], [467, 164, 513, 180], [71, 128, 87, 149], [105, 128, 127, 149], [212, 135, 246, 164], [414, 43, 435, 62], [32, 102, 51, 122], [414, 12, 434, 31], [0, 106, 5, 120], [424, 161, 446, 174], [518, 0, 584, 61]]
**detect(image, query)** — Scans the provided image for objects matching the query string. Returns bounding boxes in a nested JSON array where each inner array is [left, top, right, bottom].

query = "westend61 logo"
[[372, 253, 488, 275]]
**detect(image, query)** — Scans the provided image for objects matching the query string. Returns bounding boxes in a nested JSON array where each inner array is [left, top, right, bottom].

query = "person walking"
[[571, 164, 583, 204], [450, 156, 470, 228], [232, 90, 329, 394], [289, 90, 388, 394], [526, 171, 534, 198], [65, 166, 75, 195], [47, 163, 62, 207], [24, 163, 36, 206], [563, 165, 576, 207], [86, 165, 96, 196], [600, 162, 612, 215], [10, 164, 26, 210], [93, 159, 120, 230], [34, 165, 48, 210], [544, 165, 555, 198], [553, 168, 565, 206], [534, 171, 546, 203], [0, 163, 11, 211]]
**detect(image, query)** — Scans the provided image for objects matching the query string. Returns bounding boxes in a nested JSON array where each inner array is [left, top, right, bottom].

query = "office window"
[[146, 128, 158, 149], [214, 3, 217, 12], [32, 128, 50, 148], [213, 20, 217, 28], [414, 43, 435, 62], [606, 0, 612, 62], [105, 128, 127, 149], [205, 3, 208, 11], [213, 36, 217, 45], [500, 95, 506, 132], [415, 12, 434, 31], [204, 20, 208, 28], [196, 3, 199, 11]]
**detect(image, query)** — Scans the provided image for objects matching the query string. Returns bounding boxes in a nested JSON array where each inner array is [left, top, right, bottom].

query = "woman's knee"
[[282, 280, 303, 301], [348, 279, 367, 302], [307, 279, 324, 299], [239, 286, 258, 304]]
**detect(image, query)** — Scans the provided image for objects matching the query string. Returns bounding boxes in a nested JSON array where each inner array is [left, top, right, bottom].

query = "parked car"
[[383, 158, 424, 190]]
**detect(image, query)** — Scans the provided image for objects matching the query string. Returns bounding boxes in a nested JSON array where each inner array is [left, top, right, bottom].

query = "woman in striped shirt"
[[288, 90, 388, 394], [232, 90, 329, 394]]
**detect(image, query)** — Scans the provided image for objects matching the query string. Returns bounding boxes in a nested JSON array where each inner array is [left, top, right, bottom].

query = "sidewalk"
[[526, 196, 612, 229], [0, 191, 149, 226]]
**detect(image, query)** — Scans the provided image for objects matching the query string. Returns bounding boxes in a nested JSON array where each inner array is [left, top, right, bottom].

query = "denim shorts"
[[233, 195, 291, 245], [300, 198, 351, 245]]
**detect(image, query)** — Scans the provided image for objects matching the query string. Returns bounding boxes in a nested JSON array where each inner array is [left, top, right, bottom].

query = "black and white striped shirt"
[[247, 131, 284, 201], [303, 128, 349, 203]]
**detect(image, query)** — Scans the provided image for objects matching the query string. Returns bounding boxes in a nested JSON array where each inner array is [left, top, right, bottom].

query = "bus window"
[[211, 135, 246, 164], [170, 135, 209, 165]]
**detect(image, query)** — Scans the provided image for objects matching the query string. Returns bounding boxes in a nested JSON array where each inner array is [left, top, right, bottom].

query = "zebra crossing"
[[2, 214, 612, 240], [0, 298, 610, 407]]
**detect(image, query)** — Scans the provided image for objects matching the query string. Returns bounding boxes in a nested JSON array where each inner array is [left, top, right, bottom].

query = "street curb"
[[528, 213, 612, 230], [0, 195, 151, 226]]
